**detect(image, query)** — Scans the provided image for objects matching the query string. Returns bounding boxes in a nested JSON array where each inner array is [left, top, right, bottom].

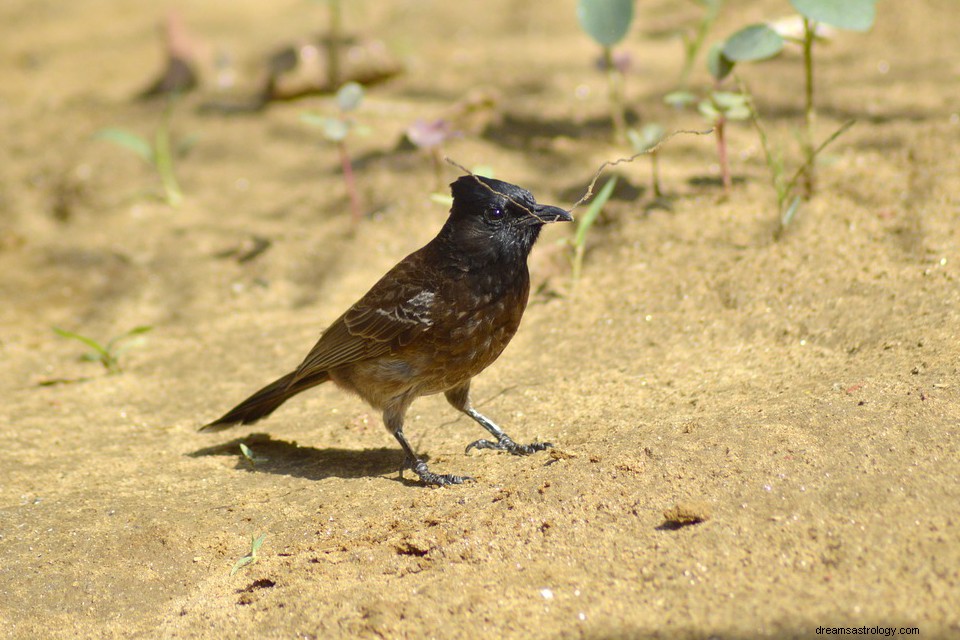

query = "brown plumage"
[[203, 175, 571, 485]]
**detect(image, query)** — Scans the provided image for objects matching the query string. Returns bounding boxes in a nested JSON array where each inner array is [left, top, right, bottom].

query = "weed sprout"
[[52, 326, 153, 375], [231, 533, 267, 576], [676, 0, 724, 89], [95, 99, 193, 207], [577, 0, 635, 141], [571, 176, 617, 284], [627, 124, 666, 199], [788, 0, 876, 196], [301, 81, 367, 224]]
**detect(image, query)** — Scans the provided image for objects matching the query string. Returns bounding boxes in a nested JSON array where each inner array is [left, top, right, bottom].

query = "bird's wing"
[[290, 257, 439, 381]]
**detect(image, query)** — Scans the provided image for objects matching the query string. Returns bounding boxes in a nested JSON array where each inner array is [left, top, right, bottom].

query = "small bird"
[[203, 175, 572, 486]]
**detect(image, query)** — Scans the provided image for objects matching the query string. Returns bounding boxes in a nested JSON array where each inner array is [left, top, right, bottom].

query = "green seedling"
[[666, 21, 783, 195], [239, 442, 268, 467], [789, 0, 875, 197], [301, 81, 367, 223], [577, 0, 634, 141], [627, 123, 666, 199], [676, 0, 724, 89], [95, 100, 191, 207], [745, 85, 854, 238], [723, 1, 875, 197], [571, 176, 617, 284], [52, 325, 153, 375], [231, 533, 267, 576]]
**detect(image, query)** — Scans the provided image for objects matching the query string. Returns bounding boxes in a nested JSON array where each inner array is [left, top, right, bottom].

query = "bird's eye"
[[485, 207, 505, 223]]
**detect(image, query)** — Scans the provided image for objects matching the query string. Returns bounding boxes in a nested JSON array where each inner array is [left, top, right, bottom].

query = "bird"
[[202, 174, 572, 486]]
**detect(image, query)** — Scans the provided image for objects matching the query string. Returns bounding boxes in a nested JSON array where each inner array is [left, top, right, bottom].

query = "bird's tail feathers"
[[201, 370, 330, 431]]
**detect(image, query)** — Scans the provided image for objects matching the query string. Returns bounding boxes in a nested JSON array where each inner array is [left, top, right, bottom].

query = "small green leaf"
[[231, 533, 266, 576], [706, 43, 735, 81], [724, 105, 751, 121], [239, 442, 268, 466], [664, 91, 698, 108], [577, 0, 634, 47], [105, 325, 153, 353], [95, 128, 154, 164], [781, 196, 802, 228], [711, 91, 747, 109], [722, 24, 784, 62], [52, 328, 109, 358], [790, 0, 876, 32], [335, 82, 364, 112], [323, 119, 350, 142], [301, 113, 350, 142], [627, 123, 666, 153], [698, 99, 721, 123], [575, 176, 617, 248]]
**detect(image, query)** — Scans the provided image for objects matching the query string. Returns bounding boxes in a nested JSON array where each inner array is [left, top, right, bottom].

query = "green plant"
[[301, 82, 367, 223], [666, 15, 794, 196], [231, 533, 266, 576], [577, 0, 634, 141], [239, 442, 268, 467], [52, 325, 153, 374], [627, 123, 666, 199], [676, 0, 724, 89], [721, 1, 875, 197], [571, 176, 617, 283], [665, 42, 758, 195], [789, 0, 875, 196], [745, 86, 854, 238], [95, 100, 191, 207]]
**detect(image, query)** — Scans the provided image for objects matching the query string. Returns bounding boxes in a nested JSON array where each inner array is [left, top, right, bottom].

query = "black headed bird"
[[203, 175, 572, 486]]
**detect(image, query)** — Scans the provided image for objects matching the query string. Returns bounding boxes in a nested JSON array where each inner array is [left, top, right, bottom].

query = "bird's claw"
[[401, 460, 474, 486], [465, 435, 553, 456]]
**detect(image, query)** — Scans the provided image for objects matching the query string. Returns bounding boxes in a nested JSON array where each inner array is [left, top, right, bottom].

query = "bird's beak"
[[530, 203, 573, 224]]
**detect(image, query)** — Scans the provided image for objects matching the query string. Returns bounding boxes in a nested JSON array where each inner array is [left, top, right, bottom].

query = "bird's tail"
[[201, 370, 330, 431]]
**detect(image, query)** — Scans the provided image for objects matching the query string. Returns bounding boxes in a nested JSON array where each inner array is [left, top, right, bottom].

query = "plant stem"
[[678, 0, 721, 89], [603, 46, 627, 142], [801, 17, 816, 199], [743, 86, 786, 212], [338, 140, 362, 224], [572, 243, 586, 285], [715, 116, 731, 195], [650, 152, 662, 198]]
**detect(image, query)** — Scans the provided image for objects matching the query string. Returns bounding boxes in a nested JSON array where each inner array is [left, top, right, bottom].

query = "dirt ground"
[[2, 1, 959, 638]]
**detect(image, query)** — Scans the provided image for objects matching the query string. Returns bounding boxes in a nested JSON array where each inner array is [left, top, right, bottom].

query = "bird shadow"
[[188, 432, 420, 484]]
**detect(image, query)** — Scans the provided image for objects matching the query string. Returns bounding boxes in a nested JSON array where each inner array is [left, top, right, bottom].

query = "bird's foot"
[[402, 459, 474, 487], [465, 435, 553, 456]]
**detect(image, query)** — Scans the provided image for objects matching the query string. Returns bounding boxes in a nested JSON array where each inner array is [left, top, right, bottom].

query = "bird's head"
[[444, 175, 572, 265]]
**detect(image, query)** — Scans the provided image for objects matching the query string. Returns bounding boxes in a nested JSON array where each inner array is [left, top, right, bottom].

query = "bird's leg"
[[445, 383, 552, 456], [384, 406, 473, 486]]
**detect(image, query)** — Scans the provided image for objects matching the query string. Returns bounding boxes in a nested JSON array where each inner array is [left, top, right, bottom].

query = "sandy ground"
[[1, 1, 959, 638]]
